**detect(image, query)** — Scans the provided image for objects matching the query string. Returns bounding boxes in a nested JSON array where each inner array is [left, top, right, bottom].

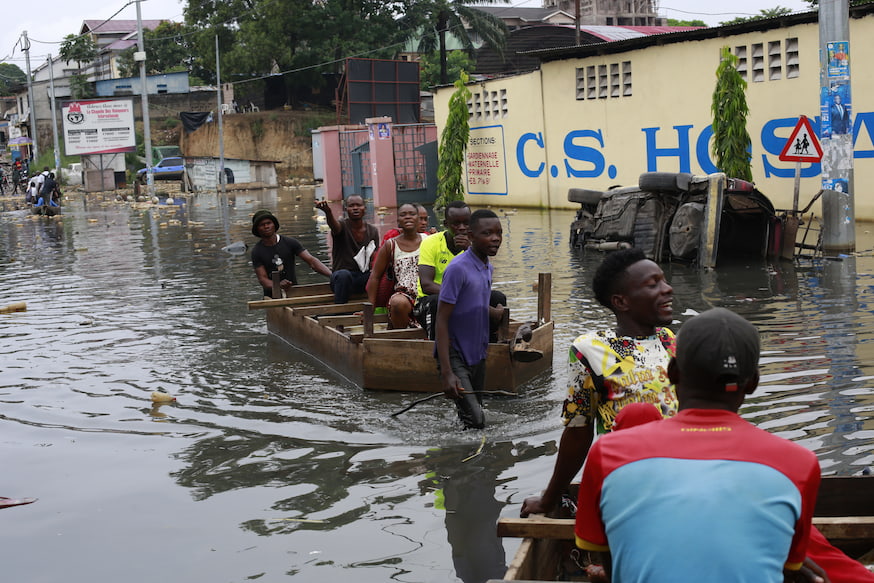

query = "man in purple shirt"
[[435, 209, 504, 429]]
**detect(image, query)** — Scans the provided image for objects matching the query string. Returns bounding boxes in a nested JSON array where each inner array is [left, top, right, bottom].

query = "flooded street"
[[1, 187, 873, 583]]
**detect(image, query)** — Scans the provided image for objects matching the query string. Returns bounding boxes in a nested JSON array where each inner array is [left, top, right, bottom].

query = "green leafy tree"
[[60, 34, 98, 99], [711, 46, 752, 181], [719, 6, 793, 25], [0, 63, 27, 95], [436, 71, 471, 208], [419, 50, 472, 89], [116, 22, 205, 83], [184, 0, 408, 102], [667, 18, 707, 26], [804, 1, 872, 6], [400, 0, 509, 85]]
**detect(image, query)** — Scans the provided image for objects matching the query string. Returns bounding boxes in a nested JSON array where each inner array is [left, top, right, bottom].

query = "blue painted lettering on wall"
[[510, 113, 874, 180], [563, 130, 606, 178], [517, 132, 545, 177]]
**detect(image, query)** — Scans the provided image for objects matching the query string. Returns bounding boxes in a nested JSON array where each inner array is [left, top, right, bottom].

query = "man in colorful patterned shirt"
[[521, 248, 676, 517]]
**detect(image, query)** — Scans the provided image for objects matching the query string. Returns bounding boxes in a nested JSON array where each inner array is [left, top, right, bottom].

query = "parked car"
[[61, 162, 83, 185], [136, 157, 185, 182], [568, 172, 792, 268]]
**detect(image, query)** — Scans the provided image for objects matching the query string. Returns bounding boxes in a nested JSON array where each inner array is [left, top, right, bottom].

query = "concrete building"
[[432, 6, 874, 219], [543, 0, 665, 26], [79, 19, 166, 80]]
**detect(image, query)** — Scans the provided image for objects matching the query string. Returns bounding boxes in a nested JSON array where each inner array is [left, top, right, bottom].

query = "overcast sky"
[[1, 0, 814, 72]]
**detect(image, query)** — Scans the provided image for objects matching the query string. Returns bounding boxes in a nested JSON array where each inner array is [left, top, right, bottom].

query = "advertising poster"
[[821, 41, 852, 138], [62, 99, 136, 156]]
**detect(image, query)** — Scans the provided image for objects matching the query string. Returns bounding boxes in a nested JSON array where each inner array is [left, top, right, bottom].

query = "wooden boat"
[[496, 476, 874, 581], [31, 205, 61, 216], [248, 273, 554, 393]]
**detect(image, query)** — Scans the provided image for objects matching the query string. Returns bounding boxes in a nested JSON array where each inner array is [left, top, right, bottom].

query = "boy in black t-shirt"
[[251, 209, 332, 298]]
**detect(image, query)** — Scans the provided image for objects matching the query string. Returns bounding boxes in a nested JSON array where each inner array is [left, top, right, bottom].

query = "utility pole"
[[22, 31, 39, 163], [135, 0, 154, 194], [575, 0, 581, 45], [819, 0, 854, 253], [216, 34, 226, 194], [47, 54, 62, 177]]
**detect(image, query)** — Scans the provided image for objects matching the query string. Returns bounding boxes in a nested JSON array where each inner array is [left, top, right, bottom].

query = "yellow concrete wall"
[[435, 14, 874, 218], [435, 70, 549, 208]]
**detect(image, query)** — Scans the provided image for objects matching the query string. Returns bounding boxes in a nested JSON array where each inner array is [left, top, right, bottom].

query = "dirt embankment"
[[168, 110, 334, 182]]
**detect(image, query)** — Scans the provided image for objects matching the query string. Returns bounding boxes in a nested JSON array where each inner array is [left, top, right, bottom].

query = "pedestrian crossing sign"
[[779, 115, 823, 162]]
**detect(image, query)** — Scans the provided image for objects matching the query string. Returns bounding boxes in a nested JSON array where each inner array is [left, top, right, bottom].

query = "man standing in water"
[[574, 308, 821, 583], [416, 201, 506, 340], [522, 248, 677, 516], [251, 209, 332, 298], [316, 195, 380, 304], [435, 209, 504, 429]]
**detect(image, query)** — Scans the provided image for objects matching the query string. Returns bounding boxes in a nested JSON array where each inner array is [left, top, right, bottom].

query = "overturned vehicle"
[[569, 172, 795, 268]]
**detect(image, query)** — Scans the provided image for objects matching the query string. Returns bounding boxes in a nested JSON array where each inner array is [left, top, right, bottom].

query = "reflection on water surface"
[[0, 189, 872, 582]]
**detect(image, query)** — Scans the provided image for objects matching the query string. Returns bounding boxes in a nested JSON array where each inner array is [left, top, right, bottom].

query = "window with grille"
[[768, 41, 782, 80], [786, 37, 800, 78]]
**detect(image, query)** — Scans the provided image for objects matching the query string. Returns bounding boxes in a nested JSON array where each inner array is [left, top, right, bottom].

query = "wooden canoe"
[[248, 274, 554, 393], [31, 205, 61, 216], [496, 476, 874, 581]]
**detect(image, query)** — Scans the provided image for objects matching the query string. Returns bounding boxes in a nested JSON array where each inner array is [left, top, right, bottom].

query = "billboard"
[[344, 58, 420, 124], [62, 99, 136, 156]]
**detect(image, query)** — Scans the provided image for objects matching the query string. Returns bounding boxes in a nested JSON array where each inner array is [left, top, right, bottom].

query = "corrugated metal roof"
[[575, 25, 704, 41], [81, 19, 166, 34]]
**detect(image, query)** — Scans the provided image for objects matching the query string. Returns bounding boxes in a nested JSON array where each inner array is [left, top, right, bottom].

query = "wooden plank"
[[537, 273, 551, 324], [291, 302, 369, 316], [497, 515, 874, 544], [497, 517, 573, 540], [351, 328, 428, 343], [503, 538, 535, 581], [815, 517, 874, 543], [248, 294, 336, 310], [271, 272, 281, 299], [363, 303, 374, 338], [317, 313, 388, 327], [498, 307, 510, 342], [265, 301, 364, 387], [284, 283, 333, 297], [815, 476, 874, 516]]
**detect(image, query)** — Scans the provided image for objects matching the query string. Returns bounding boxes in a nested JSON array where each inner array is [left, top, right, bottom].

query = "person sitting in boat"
[[415, 201, 507, 341], [435, 209, 505, 430], [367, 204, 432, 318], [315, 195, 380, 304], [590, 400, 865, 583], [379, 204, 432, 245], [34, 172, 61, 208], [574, 308, 821, 583], [521, 248, 677, 518], [250, 209, 331, 298], [367, 203, 427, 329]]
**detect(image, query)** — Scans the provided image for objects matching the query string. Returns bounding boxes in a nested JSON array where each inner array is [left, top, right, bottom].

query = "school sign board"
[[62, 99, 136, 156], [779, 116, 823, 163]]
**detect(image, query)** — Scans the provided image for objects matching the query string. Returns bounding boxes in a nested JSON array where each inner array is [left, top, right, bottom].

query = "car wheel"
[[669, 202, 704, 259], [638, 172, 695, 193], [568, 188, 604, 205]]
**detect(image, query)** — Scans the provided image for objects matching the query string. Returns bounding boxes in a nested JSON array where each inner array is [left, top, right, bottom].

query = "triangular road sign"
[[779, 115, 823, 162]]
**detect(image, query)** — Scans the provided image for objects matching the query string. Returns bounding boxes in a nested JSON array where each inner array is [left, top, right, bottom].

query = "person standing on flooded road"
[[435, 209, 505, 429]]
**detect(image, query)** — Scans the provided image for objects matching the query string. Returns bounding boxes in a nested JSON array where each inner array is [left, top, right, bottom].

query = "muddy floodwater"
[[1, 188, 873, 583]]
